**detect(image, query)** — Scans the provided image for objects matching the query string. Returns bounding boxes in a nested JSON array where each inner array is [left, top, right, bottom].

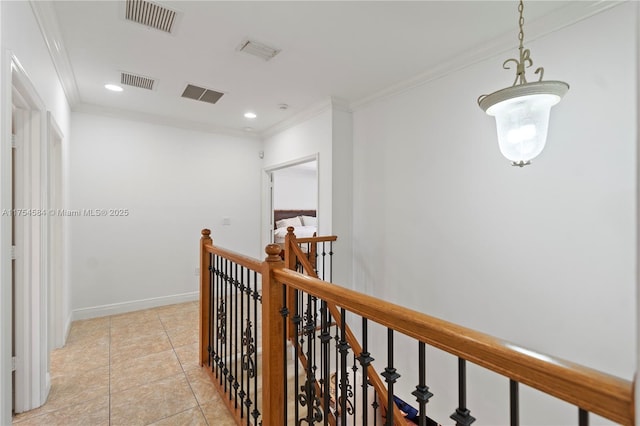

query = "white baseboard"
[[63, 313, 73, 344], [44, 372, 51, 402], [71, 292, 199, 321]]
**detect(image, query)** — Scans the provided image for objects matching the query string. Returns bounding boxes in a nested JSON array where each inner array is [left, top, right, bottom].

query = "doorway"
[[4, 55, 51, 416], [265, 156, 319, 246]]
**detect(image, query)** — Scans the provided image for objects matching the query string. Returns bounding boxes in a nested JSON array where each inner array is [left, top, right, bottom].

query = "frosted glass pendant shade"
[[488, 94, 556, 165], [479, 81, 568, 166]]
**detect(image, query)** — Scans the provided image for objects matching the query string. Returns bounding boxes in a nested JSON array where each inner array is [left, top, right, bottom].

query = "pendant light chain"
[[517, 0, 525, 52], [500, 0, 546, 87]]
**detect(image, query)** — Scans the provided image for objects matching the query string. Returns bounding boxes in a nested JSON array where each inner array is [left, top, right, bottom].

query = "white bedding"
[[274, 225, 317, 243]]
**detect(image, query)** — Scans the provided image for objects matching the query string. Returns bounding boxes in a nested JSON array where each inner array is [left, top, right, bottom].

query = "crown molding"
[[74, 103, 261, 140], [29, 1, 81, 106], [350, 0, 627, 111], [261, 97, 350, 139]]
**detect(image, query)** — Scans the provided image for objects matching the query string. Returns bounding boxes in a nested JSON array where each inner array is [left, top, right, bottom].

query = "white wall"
[[273, 163, 317, 210], [331, 107, 353, 287], [1, 3, 70, 133], [263, 106, 333, 238], [0, 1, 72, 421], [69, 112, 262, 317], [352, 3, 636, 425], [262, 100, 353, 285]]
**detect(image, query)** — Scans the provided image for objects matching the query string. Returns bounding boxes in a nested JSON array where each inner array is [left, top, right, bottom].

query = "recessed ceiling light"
[[105, 84, 123, 92], [244, 112, 257, 119]]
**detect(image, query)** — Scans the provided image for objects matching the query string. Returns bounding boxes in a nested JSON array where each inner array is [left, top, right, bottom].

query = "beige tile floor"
[[12, 301, 237, 426]]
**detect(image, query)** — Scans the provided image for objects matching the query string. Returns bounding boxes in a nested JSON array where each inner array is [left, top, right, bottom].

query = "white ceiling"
[[46, 1, 611, 136]]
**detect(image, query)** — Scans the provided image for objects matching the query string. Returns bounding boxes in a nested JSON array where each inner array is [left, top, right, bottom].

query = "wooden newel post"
[[199, 229, 213, 367], [262, 243, 286, 426]]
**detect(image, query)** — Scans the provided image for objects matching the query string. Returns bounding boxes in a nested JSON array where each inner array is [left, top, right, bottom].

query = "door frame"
[[47, 112, 64, 351], [1, 53, 50, 418]]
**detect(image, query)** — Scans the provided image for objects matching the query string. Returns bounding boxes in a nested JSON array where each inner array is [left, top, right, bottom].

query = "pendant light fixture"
[[478, 0, 569, 167]]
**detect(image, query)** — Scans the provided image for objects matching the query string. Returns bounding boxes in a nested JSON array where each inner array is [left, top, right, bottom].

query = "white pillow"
[[275, 216, 302, 229], [300, 215, 317, 226], [274, 227, 289, 238]]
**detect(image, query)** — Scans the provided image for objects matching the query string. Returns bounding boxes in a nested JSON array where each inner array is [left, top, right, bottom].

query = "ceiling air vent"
[[121, 72, 155, 90], [125, 0, 177, 33], [236, 38, 280, 61], [181, 84, 224, 105]]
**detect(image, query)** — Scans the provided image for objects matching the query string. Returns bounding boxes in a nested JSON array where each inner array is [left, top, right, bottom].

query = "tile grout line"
[[159, 310, 211, 426], [12, 304, 210, 426]]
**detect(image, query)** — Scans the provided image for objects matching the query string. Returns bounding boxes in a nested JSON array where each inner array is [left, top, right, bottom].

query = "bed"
[[273, 209, 317, 266], [273, 209, 317, 244]]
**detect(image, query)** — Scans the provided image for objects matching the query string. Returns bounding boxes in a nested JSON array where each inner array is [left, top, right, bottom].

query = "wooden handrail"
[[202, 241, 262, 272], [272, 268, 635, 425], [295, 235, 338, 243]]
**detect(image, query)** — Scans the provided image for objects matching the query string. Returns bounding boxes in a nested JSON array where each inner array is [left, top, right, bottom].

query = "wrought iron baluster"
[[207, 254, 214, 369], [450, 358, 475, 426], [227, 260, 232, 395], [239, 266, 246, 419], [251, 270, 260, 424], [319, 300, 331, 426], [299, 294, 322, 424], [214, 255, 221, 378], [280, 283, 289, 426], [232, 264, 239, 408], [372, 394, 379, 426], [221, 259, 228, 390], [243, 267, 253, 426], [311, 296, 322, 423], [578, 408, 589, 426], [228, 263, 236, 402], [338, 308, 352, 425], [381, 328, 400, 426], [356, 318, 374, 426], [352, 353, 358, 422], [333, 320, 340, 420], [413, 341, 433, 426], [510, 379, 519, 426], [292, 289, 301, 422]]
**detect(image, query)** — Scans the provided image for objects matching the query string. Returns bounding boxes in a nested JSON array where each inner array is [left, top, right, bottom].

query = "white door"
[[8, 56, 50, 415]]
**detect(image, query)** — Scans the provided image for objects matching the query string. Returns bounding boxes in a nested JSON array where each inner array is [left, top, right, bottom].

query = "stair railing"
[[283, 227, 407, 425], [261, 253, 635, 425], [201, 229, 635, 426]]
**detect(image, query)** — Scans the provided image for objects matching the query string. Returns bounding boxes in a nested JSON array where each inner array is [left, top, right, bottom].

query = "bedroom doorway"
[[265, 156, 318, 246]]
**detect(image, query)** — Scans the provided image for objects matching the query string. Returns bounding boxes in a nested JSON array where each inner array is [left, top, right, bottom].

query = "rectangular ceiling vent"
[[125, 0, 177, 33], [236, 39, 280, 61], [181, 84, 224, 105], [121, 72, 155, 90]]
